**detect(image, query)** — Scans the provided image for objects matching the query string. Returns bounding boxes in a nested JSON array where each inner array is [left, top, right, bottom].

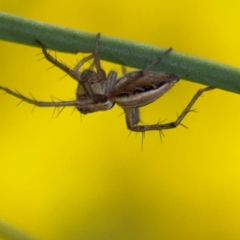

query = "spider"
[[0, 33, 214, 132]]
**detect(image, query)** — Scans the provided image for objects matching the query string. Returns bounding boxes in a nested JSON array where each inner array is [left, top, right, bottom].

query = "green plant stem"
[[0, 219, 38, 240], [1, 11, 240, 94]]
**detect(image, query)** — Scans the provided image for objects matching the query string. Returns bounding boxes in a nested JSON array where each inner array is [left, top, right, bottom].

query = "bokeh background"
[[1, 1, 240, 239]]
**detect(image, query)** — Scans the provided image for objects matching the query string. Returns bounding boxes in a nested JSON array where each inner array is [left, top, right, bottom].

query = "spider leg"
[[143, 48, 172, 73], [37, 34, 105, 100], [74, 33, 105, 80], [123, 86, 215, 132], [124, 107, 140, 128], [73, 54, 95, 72], [37, 42, 95, 99], [0, 86, 80, 108], [92, 33, 106, 80], [76, 33, 113, 102], [104, 71, 118, 95], [114, 48, 173, 94], [36, 40, 81, 82]]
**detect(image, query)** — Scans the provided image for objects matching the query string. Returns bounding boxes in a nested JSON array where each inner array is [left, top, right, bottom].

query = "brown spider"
[[0, 33, 214, 132]]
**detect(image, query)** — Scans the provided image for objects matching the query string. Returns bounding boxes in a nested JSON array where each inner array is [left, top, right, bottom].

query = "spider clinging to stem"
[[0, 33, 214, 132]]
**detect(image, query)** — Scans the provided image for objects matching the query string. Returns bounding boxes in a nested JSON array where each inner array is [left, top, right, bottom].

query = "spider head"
[[80, 69, 106, 83]]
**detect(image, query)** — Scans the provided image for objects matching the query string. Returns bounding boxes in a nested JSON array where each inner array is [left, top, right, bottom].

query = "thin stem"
[[0, 219, 38, 240]]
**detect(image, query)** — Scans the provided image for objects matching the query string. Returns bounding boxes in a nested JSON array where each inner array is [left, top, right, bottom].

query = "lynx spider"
[[0, 33, 214, 132]]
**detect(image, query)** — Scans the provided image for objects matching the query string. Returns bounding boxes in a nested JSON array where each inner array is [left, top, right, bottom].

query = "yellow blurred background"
[[1, 0, 240, 239]]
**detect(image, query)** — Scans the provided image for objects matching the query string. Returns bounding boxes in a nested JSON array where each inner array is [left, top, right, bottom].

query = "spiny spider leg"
[[143, 48, 172, 74], [36, 40, 81, 82], [73, 54, 94, 72], [125, 86, 215, 132], [73, 33, 108, 99], [75, 33, 106, 80], [92, 33, 106, 80], [112, 47, 178, 131], [36, 35, 103, 99], [113, 48, 173, 94], [0, 86, 80, 108]]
